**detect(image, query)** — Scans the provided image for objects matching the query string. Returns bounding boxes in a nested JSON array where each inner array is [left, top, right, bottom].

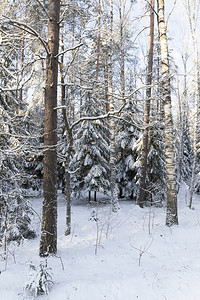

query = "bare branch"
[[35, 0, 52, 21], [166, 0, 177, 27], [133, 26, 149, 45], [144, 0, 158, 17]]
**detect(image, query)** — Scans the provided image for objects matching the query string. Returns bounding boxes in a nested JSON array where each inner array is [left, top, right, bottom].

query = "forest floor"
[[1, 184, 200, 300]]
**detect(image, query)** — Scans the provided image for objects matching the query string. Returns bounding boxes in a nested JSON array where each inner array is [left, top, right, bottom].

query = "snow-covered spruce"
[[24, 260, 54, 297]]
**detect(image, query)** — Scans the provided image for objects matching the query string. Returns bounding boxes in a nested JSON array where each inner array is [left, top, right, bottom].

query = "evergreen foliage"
[[71, 93, 110, 198], [25, 260, 53, 297], [116, 99, 141, 199]]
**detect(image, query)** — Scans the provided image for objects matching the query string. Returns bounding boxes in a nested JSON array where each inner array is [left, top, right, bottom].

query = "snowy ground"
[[1, 184, 200, 300]]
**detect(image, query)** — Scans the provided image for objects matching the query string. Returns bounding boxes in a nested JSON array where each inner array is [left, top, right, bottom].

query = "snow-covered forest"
[[0, 0, 200, 299]]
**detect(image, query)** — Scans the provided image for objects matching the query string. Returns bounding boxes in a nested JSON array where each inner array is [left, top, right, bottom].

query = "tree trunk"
[[104, 54, 109, 113], [65, 129, 73, 235], [69, 5, 75, 123], [119, 0, 125, 101], [89, 191, 91, 203], [96, 0, 101, 81], [94, 191, 97, 202], [157, 0, 178, 226], [19, 17, 26, 104], [40, 0, 60, 256], [59, 17, 73, 236], [187, 1, 200, 209], [109, 0, 119, 212], [138, 0, 155, 208]]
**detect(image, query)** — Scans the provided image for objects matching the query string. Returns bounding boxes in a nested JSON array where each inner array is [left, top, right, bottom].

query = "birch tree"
[[157, 0, 178, 226], [109, 0, 119, 212], [183, 0, 200, 209]]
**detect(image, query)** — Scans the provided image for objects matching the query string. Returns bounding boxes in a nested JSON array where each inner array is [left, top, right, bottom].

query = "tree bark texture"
[[59, 21, 72, 236], [109, 0, 119, 212], [119, 0, 125, 101], [40, 0, 60, 256], [138, 0, 155, 208], [157, 0, 178, 226], [187, 1, 200, 209]]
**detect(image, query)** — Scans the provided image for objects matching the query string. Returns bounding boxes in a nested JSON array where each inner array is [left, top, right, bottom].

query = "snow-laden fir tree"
[[70, 92, 110, 202], [116, 96, 141, 200], [144, 38, 166, 206], [25, 260, 53, 297], [0, 2, 39, 246], [0, 89, 35, 246]]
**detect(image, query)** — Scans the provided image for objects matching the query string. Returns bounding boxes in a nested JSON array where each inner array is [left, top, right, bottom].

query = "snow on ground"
[[1, 184, 200, 300]]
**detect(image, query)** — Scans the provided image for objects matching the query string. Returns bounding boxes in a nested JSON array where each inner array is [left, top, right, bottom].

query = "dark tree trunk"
[[40, 0, 60, 256], [89, 191, 91, 204], [138, 0, 155, 208], [94, 191, 97, 202]]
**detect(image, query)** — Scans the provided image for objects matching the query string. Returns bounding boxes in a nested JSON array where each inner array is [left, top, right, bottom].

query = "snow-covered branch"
[[55, 84, 153, 131], [1, 17, 49, 54], [55, 43, 83, 58], [0, 68, 34, 92]]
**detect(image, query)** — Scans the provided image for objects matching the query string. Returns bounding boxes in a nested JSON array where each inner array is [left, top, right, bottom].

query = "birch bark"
[[186, 0, 200, 209], [109, 0, 119, 212], [157, 0, 178, 226]]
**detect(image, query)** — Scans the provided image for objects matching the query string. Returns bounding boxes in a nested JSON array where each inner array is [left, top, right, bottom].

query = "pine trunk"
[[157, 0, 178, 226], [40, 0, 60, 256]]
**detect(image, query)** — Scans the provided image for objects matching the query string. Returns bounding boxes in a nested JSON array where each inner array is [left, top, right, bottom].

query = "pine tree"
[[40, 0, 61, 257]]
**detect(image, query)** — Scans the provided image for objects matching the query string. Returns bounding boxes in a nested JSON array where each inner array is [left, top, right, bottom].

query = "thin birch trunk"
[[157, 0, 178, 226], [138, 0, 155, 208], [119, 0, 125, 101], [104, 54, 109, 113], [187, 0, 200, 209], [109, 0, 119, 212], [3, 200, 8, 259], [65, 134, 73, 235], [59, 22, 72, 235], [16, 6, 26, 110], [177, 81, 183, 186], [96, 0, 101, 81], [19, 25, 25, 103], [69, 19, 75, 123]]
